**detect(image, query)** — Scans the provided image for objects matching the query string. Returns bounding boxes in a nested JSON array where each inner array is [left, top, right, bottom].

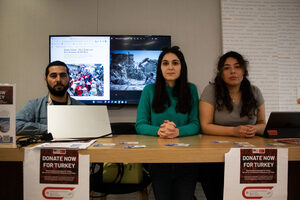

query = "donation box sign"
[[24, 148, 89, 200], [224, 148, 288, 200]]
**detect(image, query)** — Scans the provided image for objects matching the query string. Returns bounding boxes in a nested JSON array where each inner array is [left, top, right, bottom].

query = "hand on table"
[[233, 125, 257, 138]]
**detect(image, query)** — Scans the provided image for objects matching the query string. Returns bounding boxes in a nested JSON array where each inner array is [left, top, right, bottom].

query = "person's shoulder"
[[188, 82, 198, 92], [251, 84, 260, 89], [251, 84, 262, 93], [200, 83, 215, 102], [202, 83, 215, 93], [28, 95, 48, 104], [188, 82, 197, 88], [144, 83, 155, 89], [21, 95, 48, 109], [251, 84, 263, 98], [250, 84, 264, 105], [206, 83, 215, 89], [143, 84, 155, 92]]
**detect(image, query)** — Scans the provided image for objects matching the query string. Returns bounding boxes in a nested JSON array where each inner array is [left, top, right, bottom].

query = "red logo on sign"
[[252, 149, 265, 154], [52, 149, 66, 155], [242, 186, 274, 199], [42, 187, 75, 199], [267, 130, 278, 136]]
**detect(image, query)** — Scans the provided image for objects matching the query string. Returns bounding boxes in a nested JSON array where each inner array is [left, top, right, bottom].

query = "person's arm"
[[247, 85, 266, 136], [200, 100, 261, 137], [135, 86, 159, 136], [199, 100, 236, 136], [176, 84, 201, 136], [250, 104, 266, 136], [16, 100, 47, 135]]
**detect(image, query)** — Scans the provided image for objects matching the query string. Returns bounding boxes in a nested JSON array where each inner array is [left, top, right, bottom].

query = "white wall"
[[221, 0, 300, 118], [0, 0, 222, 122]]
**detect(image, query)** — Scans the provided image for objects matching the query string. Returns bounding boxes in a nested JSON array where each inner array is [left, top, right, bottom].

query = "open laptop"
[[264, 112, 300, 138], [47, 105, 112, 139]]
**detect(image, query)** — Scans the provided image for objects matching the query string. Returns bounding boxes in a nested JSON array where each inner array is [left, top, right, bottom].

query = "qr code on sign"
[[2, 135, 10, 143]]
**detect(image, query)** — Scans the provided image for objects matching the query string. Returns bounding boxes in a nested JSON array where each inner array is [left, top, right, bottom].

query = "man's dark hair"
[[45, 61, 69, 77], [152, 46, 191, 113]]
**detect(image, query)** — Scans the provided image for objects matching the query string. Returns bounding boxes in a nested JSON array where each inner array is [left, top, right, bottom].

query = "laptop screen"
[[264, 112, 300, 138], [47, 105, 111, 139]]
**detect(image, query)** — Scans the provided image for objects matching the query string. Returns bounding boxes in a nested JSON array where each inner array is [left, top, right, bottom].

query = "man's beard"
[[47, 82, 69, 97]]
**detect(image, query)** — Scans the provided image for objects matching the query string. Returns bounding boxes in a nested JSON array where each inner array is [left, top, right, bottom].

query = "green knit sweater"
[[135, 83, 201, 136]]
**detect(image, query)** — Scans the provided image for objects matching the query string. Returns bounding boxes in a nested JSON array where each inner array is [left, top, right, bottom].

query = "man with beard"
[[16, 61, 84, 135]]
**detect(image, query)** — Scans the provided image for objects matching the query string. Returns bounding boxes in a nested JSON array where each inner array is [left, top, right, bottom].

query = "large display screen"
[[49, 35, 171, 105]]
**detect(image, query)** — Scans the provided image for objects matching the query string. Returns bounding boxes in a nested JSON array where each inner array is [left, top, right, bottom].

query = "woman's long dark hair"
[[214, 51, 257, 118], [152, 46, 191, 113]]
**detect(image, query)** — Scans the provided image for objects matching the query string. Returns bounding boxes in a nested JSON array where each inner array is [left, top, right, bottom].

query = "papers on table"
[[34, 139, 96, 149]]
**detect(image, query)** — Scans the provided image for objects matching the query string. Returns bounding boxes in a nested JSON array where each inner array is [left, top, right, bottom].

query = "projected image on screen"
[[50, 35, 171, 105], [110, 50, 160, 91], [68, 64, 104, 97]]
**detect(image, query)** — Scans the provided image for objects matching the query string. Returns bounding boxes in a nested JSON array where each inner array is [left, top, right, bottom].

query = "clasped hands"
[[157, 120, 179, 138], [233, 125, 257, 138]]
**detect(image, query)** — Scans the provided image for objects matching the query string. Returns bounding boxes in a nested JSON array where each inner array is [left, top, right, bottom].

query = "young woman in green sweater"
[[136, 46, 200, 200]]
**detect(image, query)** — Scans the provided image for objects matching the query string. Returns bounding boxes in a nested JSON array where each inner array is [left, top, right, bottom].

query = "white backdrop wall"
[[0, 0, 222, 122], [221, 0, 300, 119]]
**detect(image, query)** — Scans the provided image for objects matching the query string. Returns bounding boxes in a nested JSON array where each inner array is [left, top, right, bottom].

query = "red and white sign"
[[24, 148, 89, 200], [40, 149, 79, 185], [224, 148, 288, 200]]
